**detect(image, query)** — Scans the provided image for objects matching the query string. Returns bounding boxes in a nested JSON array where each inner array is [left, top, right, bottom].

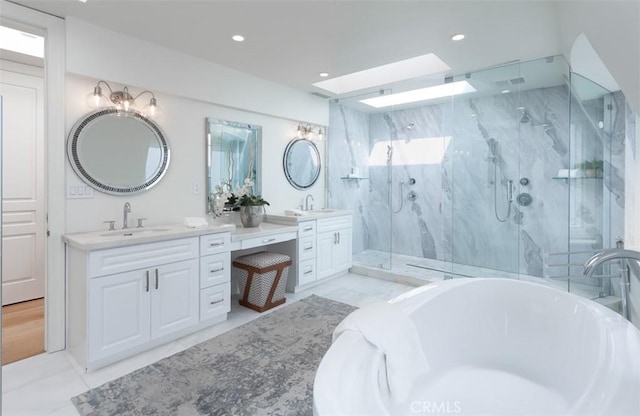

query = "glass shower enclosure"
[[327, 55, 630, 302]]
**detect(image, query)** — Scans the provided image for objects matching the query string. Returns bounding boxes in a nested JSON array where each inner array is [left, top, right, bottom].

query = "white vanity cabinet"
[[67, 231, 231, 370], [316, 215, 353, 280], [297, 220, 318, 286]]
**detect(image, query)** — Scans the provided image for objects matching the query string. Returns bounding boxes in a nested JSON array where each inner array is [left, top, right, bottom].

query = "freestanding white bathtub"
[[314, 278, 640, 415]]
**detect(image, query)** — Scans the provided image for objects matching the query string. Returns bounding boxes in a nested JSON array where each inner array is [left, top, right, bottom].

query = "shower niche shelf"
[[340, 176, 369, 181], [552, 176, 603, 180]]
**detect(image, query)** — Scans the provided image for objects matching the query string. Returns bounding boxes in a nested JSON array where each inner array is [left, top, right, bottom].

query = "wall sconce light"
[[297, 123, 324, 139], [87, 80, 161, 117]]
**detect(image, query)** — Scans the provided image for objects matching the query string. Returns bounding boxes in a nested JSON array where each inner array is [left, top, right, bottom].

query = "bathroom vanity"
[[64, 211, 351, 371], [64, 224, 234, 371], [267, 211, 353, 291]]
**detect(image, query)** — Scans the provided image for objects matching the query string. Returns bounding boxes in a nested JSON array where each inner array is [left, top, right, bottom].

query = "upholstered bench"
[[233, 251, 292, 312]]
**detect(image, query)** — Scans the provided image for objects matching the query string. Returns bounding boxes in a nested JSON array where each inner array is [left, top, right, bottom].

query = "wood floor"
[[2, 298, 45, 365]]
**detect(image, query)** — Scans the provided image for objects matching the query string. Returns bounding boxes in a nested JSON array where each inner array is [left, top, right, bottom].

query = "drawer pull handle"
[[304, 268, 313, 274], [145, 270, 149, 292], [303, 227, 313, 231], [304, 246, 313, 251], [209, 242, 224, 247], [210, 267, 224, 273], [262, 238, 276, 243], [155, 268, 159, 290], [210, 298, 224, 305]]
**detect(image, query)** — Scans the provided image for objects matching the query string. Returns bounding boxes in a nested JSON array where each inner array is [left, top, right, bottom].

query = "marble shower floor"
[[1, 273, 415, 416], [352, 249, 605, 300]]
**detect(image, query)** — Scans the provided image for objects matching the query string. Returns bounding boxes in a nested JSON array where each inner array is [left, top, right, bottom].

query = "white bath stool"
[[233, 251, 292, 312]]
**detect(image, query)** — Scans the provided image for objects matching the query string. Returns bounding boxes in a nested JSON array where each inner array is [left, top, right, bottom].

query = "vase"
[[239, 205, 265, 227]]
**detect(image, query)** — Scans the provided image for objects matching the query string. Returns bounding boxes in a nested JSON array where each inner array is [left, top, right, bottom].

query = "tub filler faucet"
[[583, 247, 640, 320]]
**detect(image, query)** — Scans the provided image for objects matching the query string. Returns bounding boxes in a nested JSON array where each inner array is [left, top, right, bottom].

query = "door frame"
[[1, 1, 66, 352]]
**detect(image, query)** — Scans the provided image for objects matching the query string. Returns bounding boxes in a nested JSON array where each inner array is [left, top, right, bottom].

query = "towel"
[[284, 209, 308, 216], [183, 217, 208, 228], [333, 302, 429, 403]]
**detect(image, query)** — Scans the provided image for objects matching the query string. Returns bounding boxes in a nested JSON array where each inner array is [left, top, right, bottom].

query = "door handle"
[[338, 232, 340, 244], [155, 268, 159, 290], [145, 270, 149, 292], [333, 232, 337, 244]]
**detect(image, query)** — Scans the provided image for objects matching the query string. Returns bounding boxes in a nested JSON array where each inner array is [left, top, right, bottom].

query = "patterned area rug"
[[72, 295, 356, 416]]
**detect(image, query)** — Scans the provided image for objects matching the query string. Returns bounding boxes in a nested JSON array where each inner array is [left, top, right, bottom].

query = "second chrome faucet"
[[123, 202, 131, 229]]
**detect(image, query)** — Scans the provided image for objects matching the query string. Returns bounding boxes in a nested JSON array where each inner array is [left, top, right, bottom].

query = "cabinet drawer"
[[298, 221, 316, 236], [316, 216, 352, 233], [298, 236, 316, 261], [299, 259, 316, 286], [88, 238, 198, 278], [200, 283, 230, 321], [200, 233, 231, 256], [240, 231, 297, 250], [200, 253, 230, 289]]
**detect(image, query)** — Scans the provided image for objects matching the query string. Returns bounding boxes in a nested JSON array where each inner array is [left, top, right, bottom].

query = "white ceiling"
[[8, 0, 565, 98]]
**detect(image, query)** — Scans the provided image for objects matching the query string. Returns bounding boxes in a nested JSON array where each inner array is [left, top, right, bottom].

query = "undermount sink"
[[100, 228, 171, 237], [309, 209, 335, 213]]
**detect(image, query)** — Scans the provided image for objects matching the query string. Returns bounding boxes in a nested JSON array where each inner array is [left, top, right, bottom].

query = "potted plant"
[[212, 178, 269, 227], [575, 159, 603, 178]]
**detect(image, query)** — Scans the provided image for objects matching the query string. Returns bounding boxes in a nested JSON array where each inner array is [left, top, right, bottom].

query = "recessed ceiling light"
[[232, 35, 245, 42], [359, 80, 476, 108], [78, 0, 87, 2], [501, 89, 510, 94], [319, 72, 330, 78], [451, 33, 465, 41], [313, 53, 451, 95]]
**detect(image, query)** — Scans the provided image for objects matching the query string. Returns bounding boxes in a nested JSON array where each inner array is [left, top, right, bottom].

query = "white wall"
[[65, 19, 328, 234], [556, 1, 640, 115]]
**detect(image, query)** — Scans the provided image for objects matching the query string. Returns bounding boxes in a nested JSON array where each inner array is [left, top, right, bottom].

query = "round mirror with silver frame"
[[283, 138, 321, 190], [67, 108, 170, 195]]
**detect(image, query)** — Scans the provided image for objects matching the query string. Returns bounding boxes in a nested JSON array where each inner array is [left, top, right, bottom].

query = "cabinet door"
[[151, 259, 199, 339], [316, 231, 335, 280], [88, 270, 151, 362], [334, 228, 353, 272]]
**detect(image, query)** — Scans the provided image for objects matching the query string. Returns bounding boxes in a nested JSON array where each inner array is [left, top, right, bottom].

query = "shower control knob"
[[408, 178, 416, 185], [519, 177, 530, 186], [407, 191, 418, 201], [516, 193, 533, 207]]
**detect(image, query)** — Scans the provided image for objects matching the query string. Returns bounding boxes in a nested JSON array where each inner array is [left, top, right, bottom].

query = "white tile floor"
[[2, 273, 417, 416]]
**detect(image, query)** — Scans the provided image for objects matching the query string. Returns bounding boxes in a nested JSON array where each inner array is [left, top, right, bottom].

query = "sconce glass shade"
[[143, 97, 162, 118], [86, 85, 110, 108]]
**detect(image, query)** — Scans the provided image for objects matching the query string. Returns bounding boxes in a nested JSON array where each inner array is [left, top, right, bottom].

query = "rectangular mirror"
[[206, 118, 262, 213]]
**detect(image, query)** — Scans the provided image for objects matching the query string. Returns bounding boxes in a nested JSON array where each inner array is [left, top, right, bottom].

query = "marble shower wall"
[[327, 85, 627, 277]]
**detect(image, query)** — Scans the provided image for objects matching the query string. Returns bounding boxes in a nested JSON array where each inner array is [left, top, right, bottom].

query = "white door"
[[151, 259, 199, 339], [0, 69, 45, 305], [88, 270, 151, 362]]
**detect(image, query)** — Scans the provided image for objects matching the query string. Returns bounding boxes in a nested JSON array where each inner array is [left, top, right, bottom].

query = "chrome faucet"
[[305, 194, 314, 211], [582, 247, 640, 320], [123, 202, 131, 229]]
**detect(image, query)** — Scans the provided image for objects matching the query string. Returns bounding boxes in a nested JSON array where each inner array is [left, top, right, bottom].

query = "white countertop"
[[230, 222, 298, 241], [266, 209, 352, 225], [63, 223, 235, 251]]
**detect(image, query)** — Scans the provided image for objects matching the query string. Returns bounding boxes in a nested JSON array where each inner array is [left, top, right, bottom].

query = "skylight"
[[312, 53, 450, 95], [360, 80, 476, 108], [0, 25, 44, 58]]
